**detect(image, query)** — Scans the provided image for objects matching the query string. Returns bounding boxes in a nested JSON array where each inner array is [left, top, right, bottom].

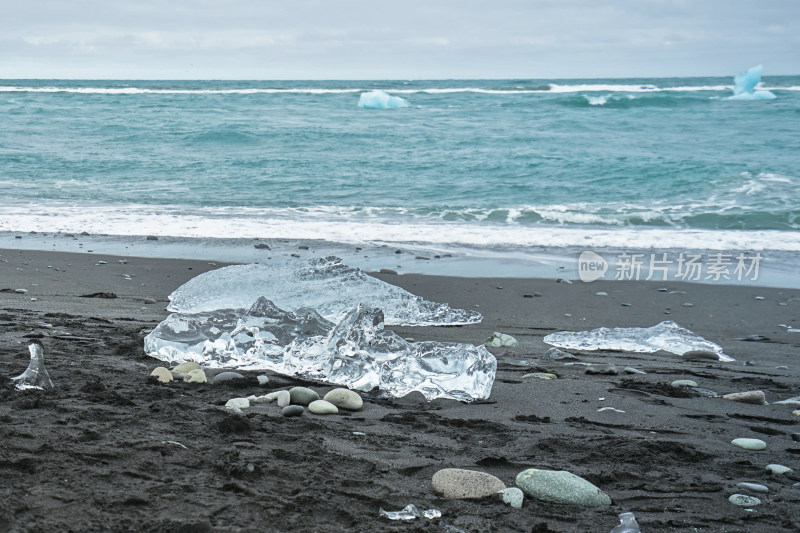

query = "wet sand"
[[1, 248, 799, 532]]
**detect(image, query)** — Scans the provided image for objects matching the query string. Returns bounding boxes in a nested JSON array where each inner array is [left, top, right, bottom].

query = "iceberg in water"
[[543, 321, 734, 362], [729, 65, 776, 100], [358, 90, 410, 109], [167, 257, 482, 326], [145, 297, 496, 401]]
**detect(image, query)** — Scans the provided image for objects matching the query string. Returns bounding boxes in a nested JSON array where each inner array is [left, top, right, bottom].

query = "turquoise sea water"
[[1, 77, 799, 279]]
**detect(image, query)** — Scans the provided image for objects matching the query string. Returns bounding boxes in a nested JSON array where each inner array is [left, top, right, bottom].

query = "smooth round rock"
[[225, 398, 250, 410], [729, 494, 761, 507], [731, 438, 766, 451], [683, 350, 719, 361], [585, 364, 617, 375], [722, 390, 767, 405], [257, 375, 269, 386], [736, 482, 769, 493], [624, 367, 646, 375], [183, 369, 207, 383], [485, 332, 519, 348], [432, 468, 506, 499], [276, 390, 291, 408], [671, 379, 698, 387], [522, 373, 557, 380], [211, 372, 245, 385], [289, 386, 319, 406], [281, 405, 304, 417], [766, 464, 792, 474], [173, 361, 201, 373], [150, 367, 173, 383], [515, 468, 611, 507], [323, 388, 363, 410], [308, 400, 339, 415], [499, 487, 524, 509]]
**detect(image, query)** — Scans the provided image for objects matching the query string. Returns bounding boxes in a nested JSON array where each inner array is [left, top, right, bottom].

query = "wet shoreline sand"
[[1, 248, 799, 532]]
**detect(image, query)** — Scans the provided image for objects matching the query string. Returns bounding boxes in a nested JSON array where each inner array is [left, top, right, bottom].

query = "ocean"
[[1, 77, 799, 284]]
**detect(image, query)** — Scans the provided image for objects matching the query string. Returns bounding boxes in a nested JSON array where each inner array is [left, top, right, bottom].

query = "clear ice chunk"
[[544, 321, 734, 362], [145, 297, 496, 401], [610, 512, 641, 533], [358, 90, 411, 109], [730, 65, 776, 100], [167, 257, 481, 326], [12, 341, 54, 391], [379, 504, 441, 520]]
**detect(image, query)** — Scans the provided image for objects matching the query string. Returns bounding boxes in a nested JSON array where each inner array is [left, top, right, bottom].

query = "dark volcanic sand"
[[1, 249, 800, 532]]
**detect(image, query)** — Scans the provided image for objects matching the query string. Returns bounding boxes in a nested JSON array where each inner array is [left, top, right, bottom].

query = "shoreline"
[[2, 247, 800, 531]]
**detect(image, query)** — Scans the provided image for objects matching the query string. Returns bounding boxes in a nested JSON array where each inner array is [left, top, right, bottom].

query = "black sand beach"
[[2, 248, 799, 532]]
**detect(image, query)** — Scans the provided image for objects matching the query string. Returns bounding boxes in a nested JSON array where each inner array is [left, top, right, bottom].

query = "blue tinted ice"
[[167, 257, 481, 326], [358, 90, 410, 109], [543, 321, 734, 362], [730, 65, 776, 100]]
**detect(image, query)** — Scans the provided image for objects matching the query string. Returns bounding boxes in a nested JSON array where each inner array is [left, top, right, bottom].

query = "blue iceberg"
[[729, 65, 776, 100], [358, 90, 410, 109]]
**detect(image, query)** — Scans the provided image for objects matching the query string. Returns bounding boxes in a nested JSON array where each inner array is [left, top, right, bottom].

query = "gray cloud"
[[1, 0, 798, 79]]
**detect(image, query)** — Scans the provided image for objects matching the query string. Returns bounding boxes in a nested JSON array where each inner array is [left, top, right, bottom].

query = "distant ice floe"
[[729, 65, 776, 100], [544, 321, 734, 362], [358, 90, 410, 109]]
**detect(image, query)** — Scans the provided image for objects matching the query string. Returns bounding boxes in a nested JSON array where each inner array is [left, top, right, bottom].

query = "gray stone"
[[623, 367, 646, 374], [323, 388, 363, 410], [289, 386, 319, 406], [143, 298, 157, 304], [276, 390, 291, 408], [281, 405, 304, 417], [308, 400, 339, 415], [522, 372, 558, 380], [729, 494, 761, 506], [516, 468, 611, 507], [765, 464, 792, 474], [150, 367, 173, 383], [431, 468, 506, 499], [736, 482, 769, 493], [671, 379, 698, 388], [499, 487, 524, 509], [585, 364, 618, 375], [731, 438, 766, 451], [183, 369, 207, 383], [485, 332, 519, 348], [257, 374, 269, 386], [173, 361, 201, 373], [723, 390, 767, 405], [211, 372, 246, 385], [682, 350, 719, 361]]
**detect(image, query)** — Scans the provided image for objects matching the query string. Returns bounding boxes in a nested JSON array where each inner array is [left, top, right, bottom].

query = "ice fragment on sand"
[[359, 90, 410, 109], [610, 512, 641, 533], [145, 298, 496, 401], [729, 65, 776, 100], [167, 257, 481, 326], [12, 341, 54, 391], [379, 504, 440, 520], [544, 321, 733, 362]]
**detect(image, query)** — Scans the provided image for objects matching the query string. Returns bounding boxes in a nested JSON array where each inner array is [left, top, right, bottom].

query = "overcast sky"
[[1, 0, 798, 80]]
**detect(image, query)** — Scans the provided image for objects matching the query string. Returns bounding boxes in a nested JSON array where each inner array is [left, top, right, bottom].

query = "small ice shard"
[[544, 321, 733, 362], [610, 512, 641, 533], [12, 341, 54, 391], [729, 65, 776, 100], [359, 90, 410, 109], [166, 257, 481, 326], [379, 504, 420, 520], [145, 298, 496, 401]]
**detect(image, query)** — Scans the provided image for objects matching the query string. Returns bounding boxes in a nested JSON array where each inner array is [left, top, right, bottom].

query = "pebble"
[[515, 468, 611, 507], [143, 298, 157, 304], [308, 400, 339, 415], [323, 388, 363, 410], [754, 296, 766, 300], [765, 464, 792, 474], [499, 487, 524, 509], [671, 379, 698, 387], [257, 374, 269, 386], [431, 468, 506, 499], [682, 350, 719, 361], [585, 364, 618, 375], [736, 482, 769, 493], [794, 410, 800, 417], [150, 367, 173, 383], [722, 390, 767, 405], [225, 398, 250, 411], [731, 438, 766, 451], [211, 372, 246, 385], [14, 288, 28, 294], [173, 361, 201, 373], [522, 372, 558, 380], [276, 390, 291, 407], [595, 291, 608, 296], [623, 367, 646, 374], [485, 332, 519, 348], [379, 268, 398, 275], [289, 386, 319, 406], [281, 405, 304, 417], [729, 494, 761, 507], [183, 369, 207, 383], [682, 302, 694, 307]]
